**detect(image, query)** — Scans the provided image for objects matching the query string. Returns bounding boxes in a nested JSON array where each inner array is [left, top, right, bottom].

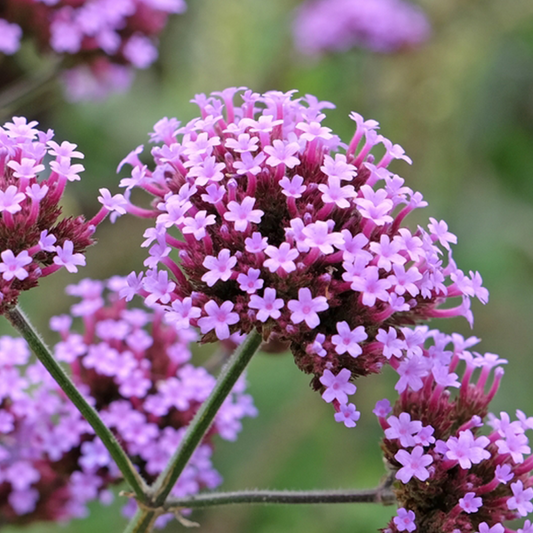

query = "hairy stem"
[[162, 487, 397, 509], [5, 305, 148, 501], [152, 329, 263, 504], [122, 509, 160, 533]]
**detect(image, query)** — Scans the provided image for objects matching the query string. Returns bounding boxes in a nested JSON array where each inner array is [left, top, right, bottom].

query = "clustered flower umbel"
[[107, 87, 488, 426], [0, 277, 255, 526], [0, 117, 103, 314], [292, 0, 431, 56], [375, 329, 533, 533], [0, 0, 186, 101]]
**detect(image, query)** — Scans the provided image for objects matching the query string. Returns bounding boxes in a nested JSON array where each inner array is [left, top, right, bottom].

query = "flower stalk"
[[162, 486, 397, 509], [151, 329, 263, 505], [4, 305, 148, 502]]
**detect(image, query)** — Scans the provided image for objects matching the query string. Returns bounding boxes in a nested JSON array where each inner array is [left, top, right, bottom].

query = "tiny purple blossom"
[[331, 322, 367, 358], [393, 508, 416, 532], [395, 355, 429, 393], [459, 492, 482, 514], [0, 250, 32, 281], [320, 154, 356, 181], [198, 300, 240, 340], [202, 249, 237, 287], [224, 197, 264, 232], [50, 159, 85, 181], [445, 430, 490, 469], [318, 176, 356, 208], [245, 232, 268, 253], [233, 151, 266, 175], [395, 445, 433, 483], [237, 268, 264, 294], [495, 428, 531, 464], [518, 521, 533, 533], [7, 158, 45, 179], [225, 133, 259, 153], [385, 413, 423, 448], [123, 35, 158, 69], [507, 480, 533, 517], [142, 270, 175, 306], [0, 185, 26, 214], [54, 241, 86, 273], [248, 288, 284, 322], [264, 139, 300, 168], [0, 19, 21, 55], [334, 403, 360, 428], [373, 398, 392, 418], [165, 298, 202, 330], [477, 524, 505, 533], [264, 242, 299, 274], [98, 188, 128, 217], [47, 140, 84, 160], [414, 425, 435, 446], [302, 221, 344, 255], [287, 287, 329, 328], [349, 266, 392, 306], [182, 210, 217, 240], [495, 464, 514, 484], [279, 174, 306, 198], [376, 327, 405, 359], [319, 368, 356, 405]]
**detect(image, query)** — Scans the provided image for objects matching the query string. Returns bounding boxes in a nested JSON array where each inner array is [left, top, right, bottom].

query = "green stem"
[[162, 487, 397, 509], [152, 329, 263, 505], [5, 305, 148, 502], [122, 509, 159, 533]]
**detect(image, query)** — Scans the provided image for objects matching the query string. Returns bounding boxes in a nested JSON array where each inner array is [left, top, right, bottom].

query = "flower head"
[[0, 117, 99, 314], [378, 329, 532, 533], [293, 0, 431, 56], [117, 88, 487, 422]]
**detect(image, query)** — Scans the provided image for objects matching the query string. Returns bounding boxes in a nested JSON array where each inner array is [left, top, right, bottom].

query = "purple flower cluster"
[[293, 0, 431, 56], [0, 276, 255, 526], [0, 336, 106, 524], [0, 0, 186, 101], [0, 116, 99, 314], [110, 87, 487, 421], [52, 276, 256, 523], [375, 329, 533, 533]]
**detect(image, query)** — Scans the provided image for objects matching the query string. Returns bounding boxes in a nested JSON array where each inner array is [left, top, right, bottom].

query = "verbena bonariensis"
[[0, 337, 102, 525], [375, 328, 533, 533], [0, 117, 102, 314], [0, 0, 186, 101], [0, 276, 255, 526], [292, 0, 431, 56], [107, 87, 488, 427]]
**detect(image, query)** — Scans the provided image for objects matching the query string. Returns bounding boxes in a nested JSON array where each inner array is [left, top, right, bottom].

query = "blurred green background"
[[3, 0, 533, 531]]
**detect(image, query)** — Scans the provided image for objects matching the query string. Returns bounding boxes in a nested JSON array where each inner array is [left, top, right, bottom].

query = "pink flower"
[[395, 446, 433, 483], [198, 300, 240, 340], [319, 368, 356, 404], [288, 288, 329, 328]]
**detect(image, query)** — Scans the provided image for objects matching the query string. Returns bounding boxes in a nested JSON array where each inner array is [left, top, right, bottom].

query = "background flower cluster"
[[0, 0, 186, 101]]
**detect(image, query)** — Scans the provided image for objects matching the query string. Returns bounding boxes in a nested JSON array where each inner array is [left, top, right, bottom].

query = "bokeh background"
[[2, 0, 533, 531]]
